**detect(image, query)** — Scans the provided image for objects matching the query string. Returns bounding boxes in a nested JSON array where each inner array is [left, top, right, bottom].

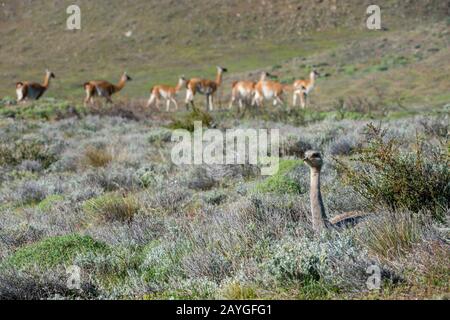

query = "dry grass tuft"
[[83, 193, 141, 224], [357, 210, 425, 262], [83, 146, 113, 168]]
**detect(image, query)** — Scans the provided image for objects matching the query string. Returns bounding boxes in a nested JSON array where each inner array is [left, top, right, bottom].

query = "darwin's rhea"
[[303, 150, 366, 233]]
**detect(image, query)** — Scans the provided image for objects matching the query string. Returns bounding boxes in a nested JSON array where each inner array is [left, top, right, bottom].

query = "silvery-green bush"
[[265, 233, 372, 290]]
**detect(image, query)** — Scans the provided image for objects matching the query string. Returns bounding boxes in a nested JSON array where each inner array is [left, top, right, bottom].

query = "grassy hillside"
[[0, 0, 449, 107]]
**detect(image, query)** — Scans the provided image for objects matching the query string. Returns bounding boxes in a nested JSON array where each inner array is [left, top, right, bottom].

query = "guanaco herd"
[[15, 67, 319, 111]]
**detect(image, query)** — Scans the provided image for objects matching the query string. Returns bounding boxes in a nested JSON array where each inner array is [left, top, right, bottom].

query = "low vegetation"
[[0, 107, 447, 300], [83, 193, 141, 224], [255, 159, 304, 194], [3, 235, 109, 270], [336, 124, 449, 219]]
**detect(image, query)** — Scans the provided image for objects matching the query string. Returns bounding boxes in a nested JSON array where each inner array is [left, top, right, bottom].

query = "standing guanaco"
[[83, 72, 132, 105], [293, 70, 319, 108], [16, 70, 56, 102], [252, 72, 288, 108], [147, 76, 186, 111], [228, 80, 257, 111], [185, 66, 228, 111]]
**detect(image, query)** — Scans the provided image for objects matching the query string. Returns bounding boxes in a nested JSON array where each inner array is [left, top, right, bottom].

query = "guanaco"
[[252, 72, 288, 108], [147, 76, 186, 111], [84, 72, 132, 105], [228, 80, 256, 111], [293, 70, 319, 108], [16, 70, 56, 102], [185, 66, 228, 111]]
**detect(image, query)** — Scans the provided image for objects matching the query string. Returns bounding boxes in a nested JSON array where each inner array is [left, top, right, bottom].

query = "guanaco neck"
[[215, 70, 224, 87], [309, 73, 316, 88], [310, 167, 328, 233], [175, 80, 185, 93], [114, 76, 127, 93], [43, 73, 52, 89], [260, 73, 267, 82]]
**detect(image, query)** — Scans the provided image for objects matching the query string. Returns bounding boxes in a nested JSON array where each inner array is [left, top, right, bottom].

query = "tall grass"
[[357, 210, 426, 262]]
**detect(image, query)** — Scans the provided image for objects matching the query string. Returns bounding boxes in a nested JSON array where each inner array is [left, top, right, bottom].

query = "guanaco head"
[[46, 69, 56, 79], [260, 71, 276, 81], [311, 70, 320, 78], [217, 66, 228, 73], [176, 76, 187, 90], [303, 150, 323, 170], [122, 72, 133, 81]]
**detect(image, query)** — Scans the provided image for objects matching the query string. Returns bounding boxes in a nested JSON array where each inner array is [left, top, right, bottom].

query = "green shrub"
[[168, 108, 213, 132], [202, 189, 227, 206], [147, 128, 173, 144], [343, 65, 358, 75], [141, 240, 190, 284], [135, 166, 166, 188], [255, 159, 304, 194], [73, 246, 145, 290], [336, 124, 449, 219], [5, 234, 109, 269], [377, 65, 389, 72], [266, 238, 326, 285], [0, 99, 86, 120], [264, 238, 339, 298], [37, 195, 65, 212], [0, 139, 58, 168], [0, 96, 17, 106], [259, 108, 313, 127], [83, 193, 140, 223]]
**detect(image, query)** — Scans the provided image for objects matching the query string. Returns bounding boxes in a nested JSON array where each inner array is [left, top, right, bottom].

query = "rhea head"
[[303, 150, 323, 170]]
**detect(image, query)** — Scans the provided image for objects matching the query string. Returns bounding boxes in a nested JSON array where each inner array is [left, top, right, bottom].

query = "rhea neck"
[[309, 166, 327, 233]]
